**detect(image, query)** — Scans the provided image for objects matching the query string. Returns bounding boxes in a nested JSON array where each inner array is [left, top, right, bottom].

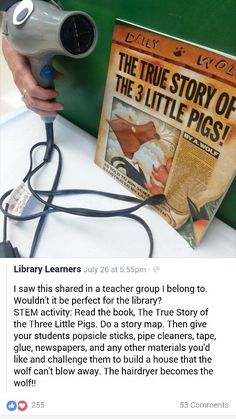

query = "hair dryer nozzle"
[[60, 13, 97, 57]]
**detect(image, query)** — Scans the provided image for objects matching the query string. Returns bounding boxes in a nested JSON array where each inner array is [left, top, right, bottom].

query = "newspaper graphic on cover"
[[95, 19, 236, 248]]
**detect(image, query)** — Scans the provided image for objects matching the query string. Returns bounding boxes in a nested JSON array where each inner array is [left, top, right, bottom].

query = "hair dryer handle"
[[29, 56, 56, 123]]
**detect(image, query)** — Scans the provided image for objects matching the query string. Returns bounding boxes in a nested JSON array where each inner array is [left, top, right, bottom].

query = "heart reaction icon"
[[18, 401, 28, 411]]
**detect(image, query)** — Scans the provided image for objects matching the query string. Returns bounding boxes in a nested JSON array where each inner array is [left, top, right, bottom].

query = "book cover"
[[95, 19, 236, 248]]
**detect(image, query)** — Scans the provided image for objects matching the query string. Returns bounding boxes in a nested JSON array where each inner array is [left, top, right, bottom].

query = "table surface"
[[0, 110, 235, 258]]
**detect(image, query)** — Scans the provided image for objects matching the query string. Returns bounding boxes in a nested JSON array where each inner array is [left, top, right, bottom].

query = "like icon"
[[6, 401, 17, 411], [18, 401, 28, 411]]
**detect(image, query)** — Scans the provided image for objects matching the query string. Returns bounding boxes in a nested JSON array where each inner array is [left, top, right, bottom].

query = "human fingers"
[[22, 93, 64, 117], [22, 75, 59, 101], [19, 67, 64, 116]]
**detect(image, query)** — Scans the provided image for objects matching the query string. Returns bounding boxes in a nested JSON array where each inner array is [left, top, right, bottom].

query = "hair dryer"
[[3, 0, 98, 122]]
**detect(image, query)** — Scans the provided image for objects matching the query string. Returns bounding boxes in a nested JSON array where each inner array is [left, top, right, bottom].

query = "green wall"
[[55, 0, 236, 229]]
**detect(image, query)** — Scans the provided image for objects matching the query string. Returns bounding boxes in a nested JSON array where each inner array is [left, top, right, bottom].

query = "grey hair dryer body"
[[3, 0, 98, 121]]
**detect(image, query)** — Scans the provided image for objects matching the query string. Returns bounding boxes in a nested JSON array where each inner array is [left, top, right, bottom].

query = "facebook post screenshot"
[[0, 0, 236, 418], [0, 259, 236, 419]]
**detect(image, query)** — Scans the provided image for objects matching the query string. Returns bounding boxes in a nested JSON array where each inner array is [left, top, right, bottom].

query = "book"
[[95, 19, 236, 248]]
